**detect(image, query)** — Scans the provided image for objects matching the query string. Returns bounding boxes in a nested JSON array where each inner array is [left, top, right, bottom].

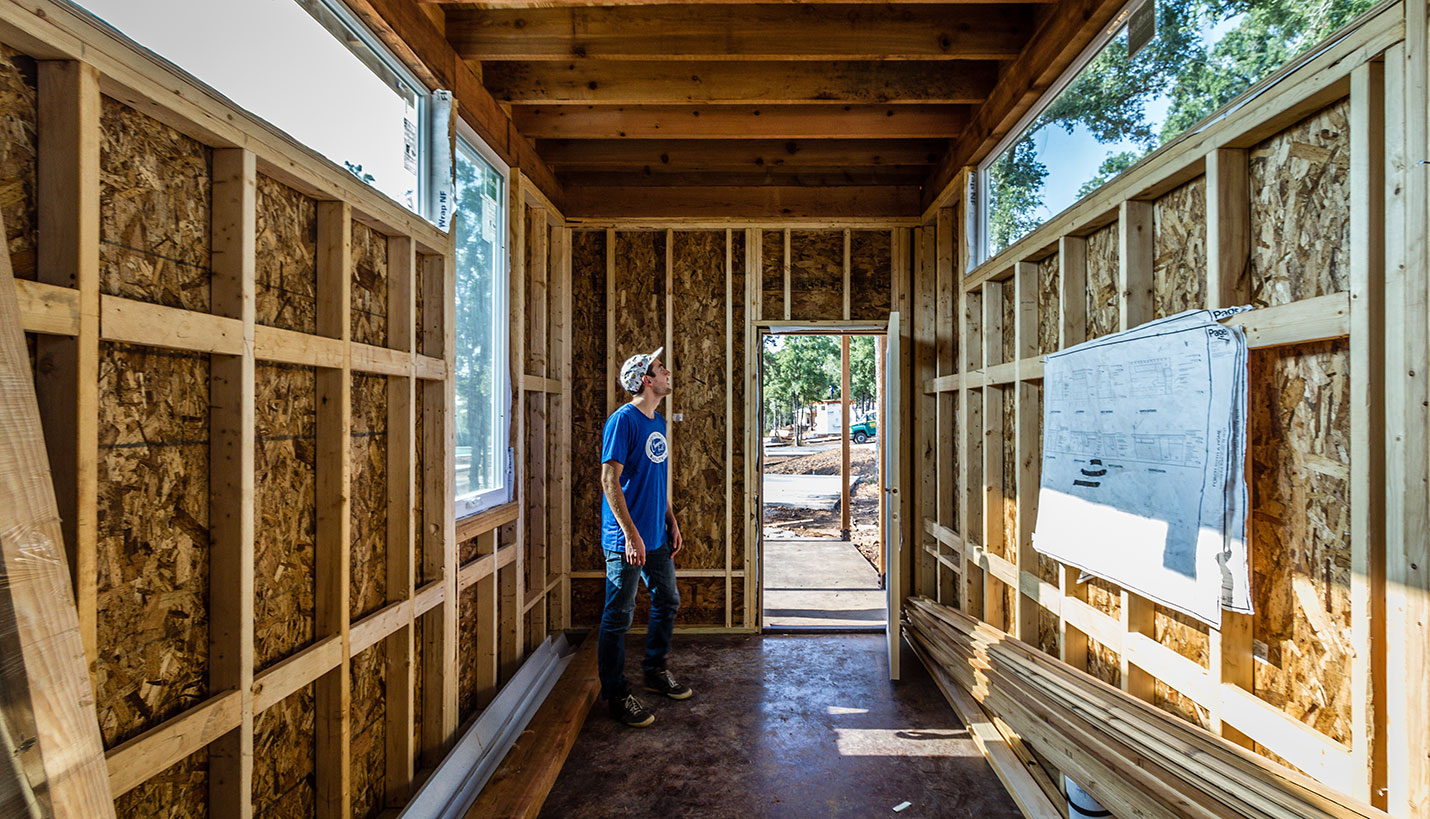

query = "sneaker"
[[644, 669, 693, 700], [609, 694, 655, 728]]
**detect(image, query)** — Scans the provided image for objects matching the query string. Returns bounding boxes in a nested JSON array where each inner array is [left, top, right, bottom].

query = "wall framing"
[[913, 2, 1426, 811]]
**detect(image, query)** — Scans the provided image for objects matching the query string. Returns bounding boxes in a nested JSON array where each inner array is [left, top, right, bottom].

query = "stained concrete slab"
[[539, 634, 1022, 819], [763, 473, 861, 510], [763, 538, 885, 629]]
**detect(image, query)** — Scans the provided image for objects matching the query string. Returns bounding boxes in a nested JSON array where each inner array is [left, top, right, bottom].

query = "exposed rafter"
[[559, 167, 931, 187], [446, 5, 1032, 61], [512, 104, 973, 140], [483, 60, 998, 105], [538, 139, 946, 169]]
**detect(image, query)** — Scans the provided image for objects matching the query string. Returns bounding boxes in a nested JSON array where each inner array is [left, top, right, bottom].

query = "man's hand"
[[624, 532, 647, 565], [670, 519, 683, 556]]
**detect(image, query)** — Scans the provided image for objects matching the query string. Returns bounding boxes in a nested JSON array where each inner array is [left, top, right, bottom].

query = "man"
[[598, 346, 694, 728]]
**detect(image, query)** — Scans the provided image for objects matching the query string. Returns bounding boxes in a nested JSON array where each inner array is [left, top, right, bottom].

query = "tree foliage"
[[988, 0, 1374, 253], [453, 149, 501, 493], [763, 335, 839, 444]]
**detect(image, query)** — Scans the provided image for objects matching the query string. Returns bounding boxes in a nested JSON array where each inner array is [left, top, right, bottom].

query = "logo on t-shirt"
[[645, 431, 669, 464]]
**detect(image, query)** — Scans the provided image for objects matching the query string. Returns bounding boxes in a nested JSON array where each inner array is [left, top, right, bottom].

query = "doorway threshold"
[[762, 624, 887, 635]]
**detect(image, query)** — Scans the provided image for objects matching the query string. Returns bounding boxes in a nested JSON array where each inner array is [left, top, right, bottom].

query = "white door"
[[884, 313, 902, 680]]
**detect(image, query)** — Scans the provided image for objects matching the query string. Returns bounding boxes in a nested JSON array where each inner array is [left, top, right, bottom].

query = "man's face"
[[645, 359, 672, 397]]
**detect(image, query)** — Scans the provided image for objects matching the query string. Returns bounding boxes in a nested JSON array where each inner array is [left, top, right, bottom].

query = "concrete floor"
[[539, 634, 1022, 818], [763, 538, 885, 629]]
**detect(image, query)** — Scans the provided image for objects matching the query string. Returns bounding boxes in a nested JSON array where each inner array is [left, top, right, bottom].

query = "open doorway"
[[760, 331, 887, 631]]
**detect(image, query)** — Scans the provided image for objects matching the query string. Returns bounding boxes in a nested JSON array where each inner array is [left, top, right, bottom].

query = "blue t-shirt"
[[600, 403, 668, 553]]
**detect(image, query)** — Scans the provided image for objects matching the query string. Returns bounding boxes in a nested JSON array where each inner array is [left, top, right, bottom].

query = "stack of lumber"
[[904, 597, 1387, 819]]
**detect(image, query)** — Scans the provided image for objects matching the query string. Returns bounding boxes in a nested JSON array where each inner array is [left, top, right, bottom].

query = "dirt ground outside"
[[763, 443, 882, 571]]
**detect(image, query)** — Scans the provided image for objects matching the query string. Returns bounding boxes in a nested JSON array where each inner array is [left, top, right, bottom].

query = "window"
[[77, 0, 429, 214], [453, 137, 510, 515], [976, 0, 1377, 264]]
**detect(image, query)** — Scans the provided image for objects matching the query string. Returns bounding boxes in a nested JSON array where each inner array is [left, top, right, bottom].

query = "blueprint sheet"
[[1033, 309, 1250, 627]]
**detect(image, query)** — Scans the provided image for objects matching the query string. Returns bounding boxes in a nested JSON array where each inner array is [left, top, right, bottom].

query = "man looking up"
[[598, 346, 693, 727]]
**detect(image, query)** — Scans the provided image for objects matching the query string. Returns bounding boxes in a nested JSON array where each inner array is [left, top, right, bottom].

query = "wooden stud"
[[745, 229, 759, 628], [1012, 261, 1039, 645], [526, 209, 548, 618], [384, 236, 416, 805], [843, 228, 852, 321], [1348, 57, 1388, 809], [726, 229, 735, 629], [550, 222, 573, 631], [783, 228, 791, 321], [936, 208, 957, 602], [915, 224, 938, 598], [314, 201, 352, 819], [207, 147, 256, 819], [606, 227, 617, 414], [1056, 237, 1088, 671], [419, 253, 454, 767], [841, 335, 852, 540], [665, 229, 674, 502], [35, 59, 100, 668], [508, 174, 527, 663], [981, 280, 1005, 630]]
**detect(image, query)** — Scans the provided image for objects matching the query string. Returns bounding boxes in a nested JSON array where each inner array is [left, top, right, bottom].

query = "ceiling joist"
[[559, 167, 932, 187], [483, 60, 998, 104], [447, 5, 1032, 61], [563, 184, 922, 218], [512, 104, 972, 140], [539, 138, 945, 169]]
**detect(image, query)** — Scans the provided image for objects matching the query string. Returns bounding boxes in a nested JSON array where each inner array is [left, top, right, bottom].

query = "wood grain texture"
[[251, 685, 316, 818], [1249, 102, 1351, 308], [98, 97, 211, 312], [788, 229, 844, 320], [1035, 254, 1059, 355], [349, 644, 386, 819], [1084, 222, 1118, 341], [672, 230, 728, 569], [254, 175, 317, 334], [570, 230, 608, 574], [95, 343, 211, 747], [761, 229, 784, 319], [1152, 176, 1207, 318], [849, 229, 892, 321], [351, 222, 389, 347], [350, 373, 389, 620], [254, 363, 317, 671], [1249, 340, 1352, 747], [0, 45, 36, 280]]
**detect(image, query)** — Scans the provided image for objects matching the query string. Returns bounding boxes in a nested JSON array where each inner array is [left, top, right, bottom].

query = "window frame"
[[452, 122, 513, 518], [971, 0, 1142, 270]]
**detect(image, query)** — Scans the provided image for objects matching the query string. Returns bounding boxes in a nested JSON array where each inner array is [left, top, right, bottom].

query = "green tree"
[[763, 335, 839, 446], [453, 150, 499, 494], [850, 336, 877, 418]]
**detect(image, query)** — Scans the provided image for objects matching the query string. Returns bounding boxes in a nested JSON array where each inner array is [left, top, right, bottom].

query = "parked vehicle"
[[850, 420, 876, 444]]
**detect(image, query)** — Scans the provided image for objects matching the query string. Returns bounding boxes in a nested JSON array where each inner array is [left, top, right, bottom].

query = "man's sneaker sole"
[[645, 684, 694, 701], [616, 711, 655, 728]]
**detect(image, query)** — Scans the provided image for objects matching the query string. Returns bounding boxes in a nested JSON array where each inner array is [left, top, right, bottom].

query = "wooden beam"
[[559, 168, 932, 188], [539, 139, 945, 170], [484, 60, 997, 105], [514, 104, 973, 140], [385, 235, 416, 807], [448, 5, 1031, 61], [922, 0, 1129, 209], [563, 185, 920, 219], [440, 0, 1053, 5], [343, 0, 563, 206]]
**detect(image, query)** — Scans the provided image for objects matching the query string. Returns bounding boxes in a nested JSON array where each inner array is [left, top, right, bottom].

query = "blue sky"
[[77, 0, 417, 208]]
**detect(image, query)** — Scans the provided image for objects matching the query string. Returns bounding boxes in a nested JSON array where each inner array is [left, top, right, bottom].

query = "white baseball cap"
[[619, 346, 664, 392]]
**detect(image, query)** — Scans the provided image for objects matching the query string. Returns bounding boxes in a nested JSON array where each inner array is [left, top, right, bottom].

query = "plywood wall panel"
[[672, 230, 727, 570], [1249, 339, 1352, 745], [95, 343, 210, 746], [613, 231, 664, 367], [1084, 223, 1119, 340], [1152, 177, 1207, 318], [788, 229, 843, 320], [351, 222, 389, 346], [761, 229, 784, 319], [0, 45, 37, 281], [350, 373, 388, 620], [350, 643, 387, 819], [113, 751, 207, 819], [99, 97, 211, 311], [1154, 605, 1211, 729], [254, 363, 317, 671], [1249, 102, 1351, 308], [458, 582, 480, 722], [255, 174, 317, 334], [849, 230, 892, 321], [571, 230, 608, 574], [1036, 255, 1060, 356], [252, 685, 316, 819]]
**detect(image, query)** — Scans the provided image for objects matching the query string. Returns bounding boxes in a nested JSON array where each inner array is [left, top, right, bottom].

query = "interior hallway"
[[540, 634, 1021, 818]]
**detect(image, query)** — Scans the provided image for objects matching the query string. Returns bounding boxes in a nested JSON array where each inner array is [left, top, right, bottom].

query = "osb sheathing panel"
[[1087, 638, 1121, 688], [254, 363, 317, 671], [1155, 604, 1212, 729], [413, 613, 425, 754], [350, 373, 388, 620], [96, 343, 210, 747], [458, 582, 480, 722], [731, 577, 746, 629], [414, 254, 425, 358], [255, 174, 317, 334], [613, 230, 664, 362], [351, 221, 389, 347], [672, 230, 728, 570], [569, 576, 725, 627], [731, 230, 746, 627], [1036, 255, 1060, 356], [252, 685, 316, 818], [0, 45, 37, 280], [788, 229, 843, 320], [1000, 284, 1015, 365], [1037, 609, 1059, 659], [1032, 388, 1058, 585], [1001, 386, 1016, 563], [1249, 101, 1351, 308], [571, 230, 607, 573], [1152, 177, 1207, 318], [761, 230, 784, 319], [1249, 339, 1352, 744], [524, 204, 546, 375], [100, 97, 211, 312], [113, 750, 207, 819], [458, 534, 481, 566], [350, 644, 387, 819], [1086, 577, 1122, 619], [849, 230, 892, 321], [1084, 222, 1118, 341]]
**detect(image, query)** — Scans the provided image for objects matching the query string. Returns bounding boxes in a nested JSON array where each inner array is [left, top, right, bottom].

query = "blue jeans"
[[597, 548, 680, 701]]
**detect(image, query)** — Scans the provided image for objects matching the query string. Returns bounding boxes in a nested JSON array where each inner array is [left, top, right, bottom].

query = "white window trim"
[[454, 123, 513, 519], [972, 0, 1141, 269]]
